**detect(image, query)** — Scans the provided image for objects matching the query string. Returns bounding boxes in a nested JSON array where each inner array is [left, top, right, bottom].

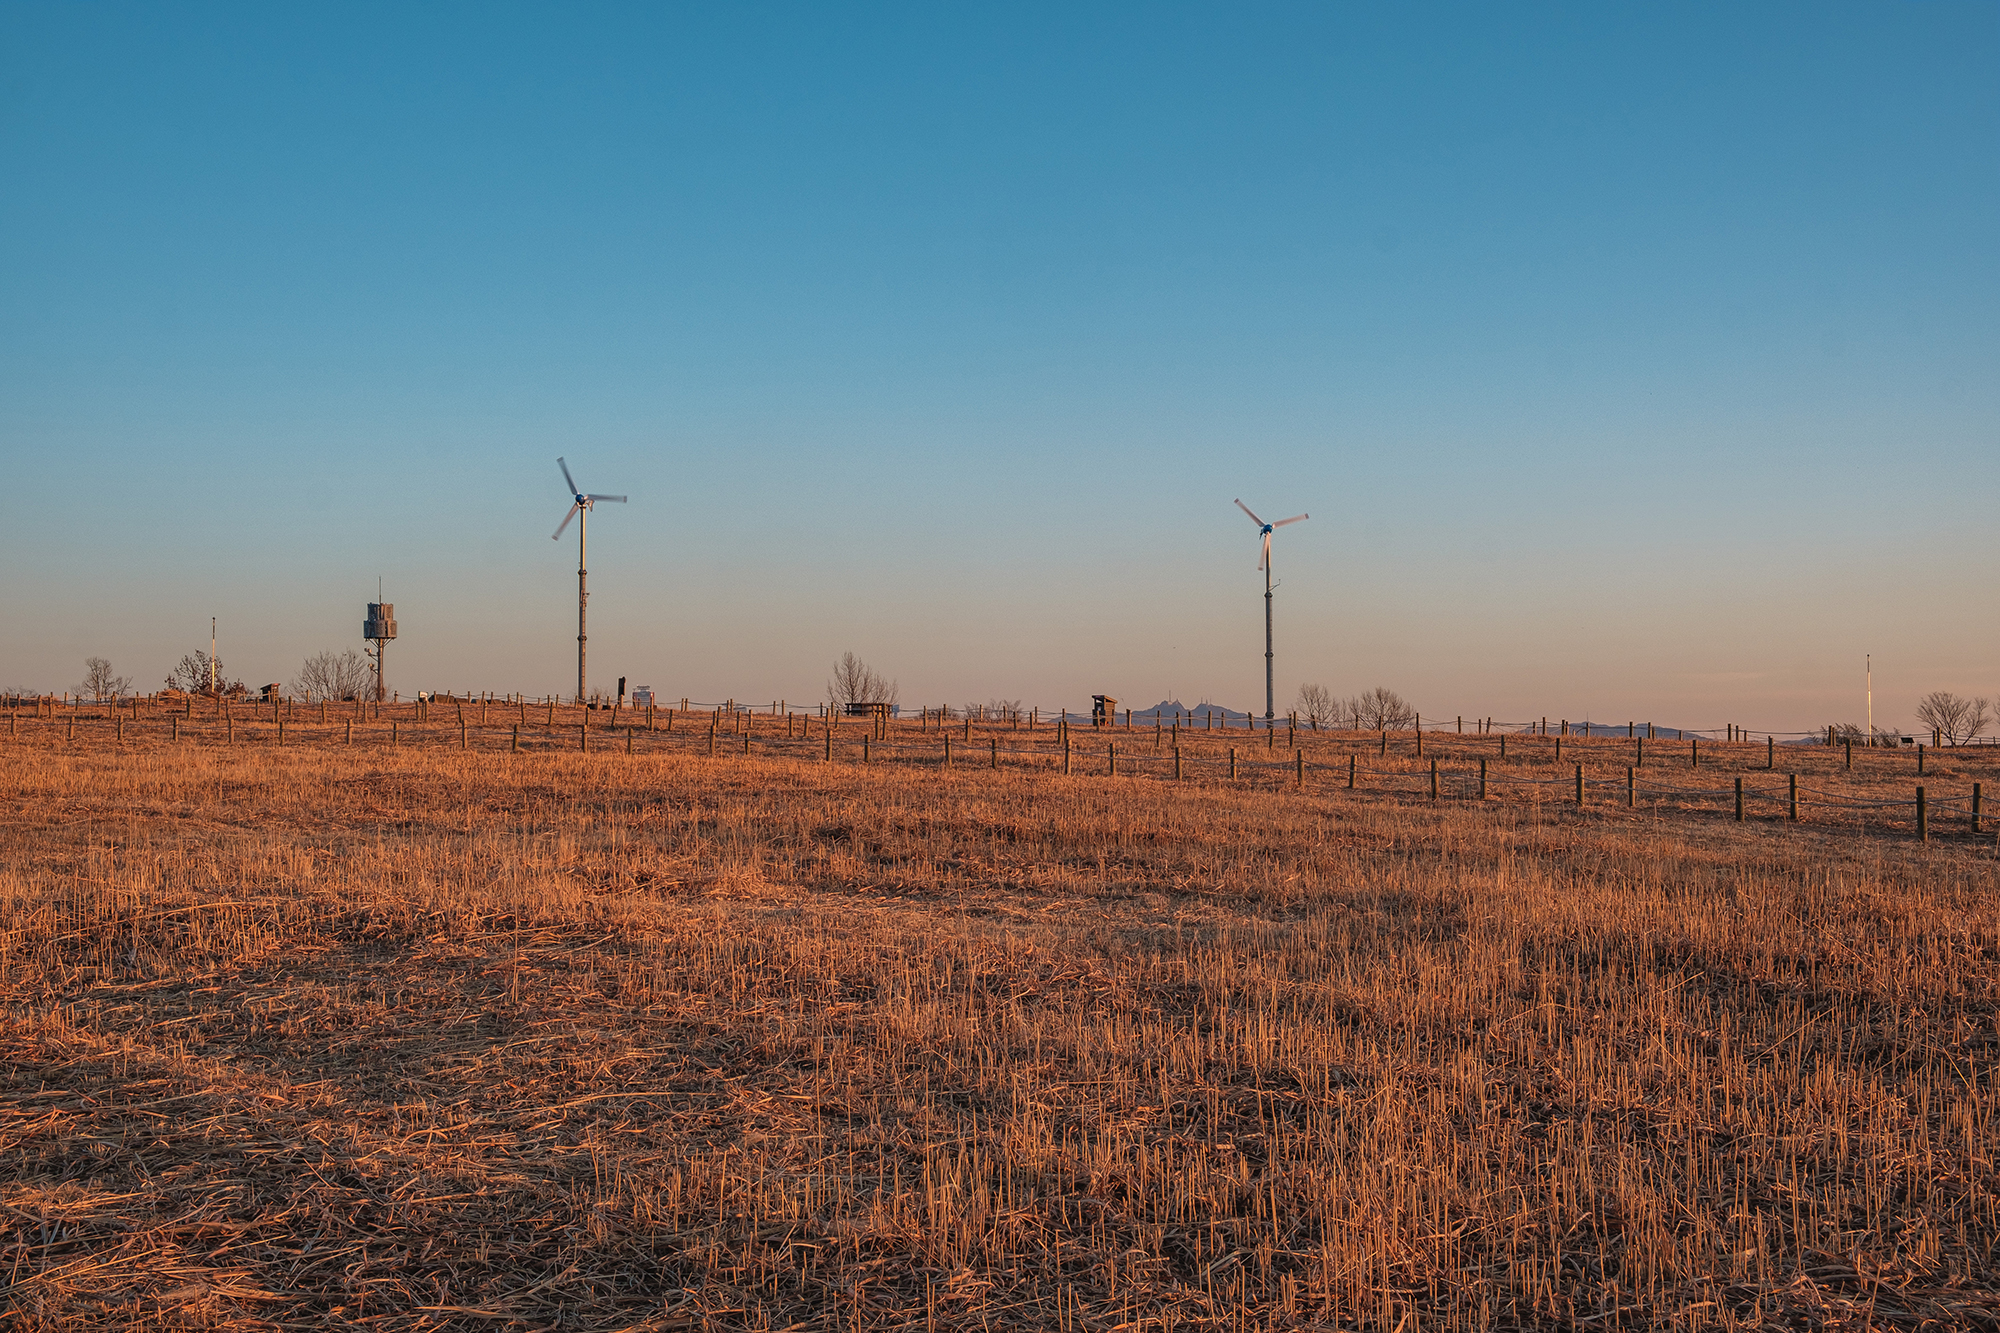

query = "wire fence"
[[9, 695, 1995, 849], [12, 689, 1996, 749]]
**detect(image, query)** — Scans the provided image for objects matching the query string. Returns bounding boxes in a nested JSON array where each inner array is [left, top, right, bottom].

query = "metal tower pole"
[[577, 505, 589, 705], [1264, 554, 1274, 721]]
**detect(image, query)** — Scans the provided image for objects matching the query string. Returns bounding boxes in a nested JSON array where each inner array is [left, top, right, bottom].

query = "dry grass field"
[[3, 713, 1997, 1330]]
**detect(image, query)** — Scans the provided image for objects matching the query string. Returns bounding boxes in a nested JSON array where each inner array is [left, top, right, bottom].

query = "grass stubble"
[[1, 738, 1995, 1330]]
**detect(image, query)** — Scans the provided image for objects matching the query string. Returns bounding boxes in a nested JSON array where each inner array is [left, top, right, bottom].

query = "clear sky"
[[2, 4, 1994, 731]]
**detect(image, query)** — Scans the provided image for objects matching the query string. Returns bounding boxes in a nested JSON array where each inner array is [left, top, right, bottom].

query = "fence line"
[[10, 708, 1994, 848]]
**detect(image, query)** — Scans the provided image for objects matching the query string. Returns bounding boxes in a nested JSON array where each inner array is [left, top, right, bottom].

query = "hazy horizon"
[[3, 5, 1994, 733]]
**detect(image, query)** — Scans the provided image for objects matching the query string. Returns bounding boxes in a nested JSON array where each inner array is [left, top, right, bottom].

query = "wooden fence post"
[[1767, 736, 1774, 769], [1295, 749, 1303, 788], [511, 725, 519, 752], [1108, 742, 1115, 776], [1174, 746, 1182, 780], [1228, 747, 1236, 779], [1971, 781, 1981, 833], [1627, 766, 1635, 808], [1917, 786, 1927, 841], [1479, 757, 1487, 799], [1575, 764, 1584, 807], [1430, 759, 1438, 800], [1348, 755, 1356, 789], [990, 738, 997, 769], [1788, 773, 1798, 820], [1734, 777, 1743, 821], [1063, 736, 1071, 775]]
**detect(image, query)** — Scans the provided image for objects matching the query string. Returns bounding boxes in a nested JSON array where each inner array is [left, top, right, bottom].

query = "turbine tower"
[[552, 457, 627, 705], [1234, 499, 1308, 722]]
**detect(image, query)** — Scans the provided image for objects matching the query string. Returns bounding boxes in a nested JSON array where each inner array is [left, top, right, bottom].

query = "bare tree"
[[1915, 691, 1992, 746], [1349, 686, 1415, 731], [292, 649, 376, 702], [1296, 683, 1337, 728], [1824, 722, 1866, 745], [986, 698, 1023, 723], [826, 652, 899, 711], [78, 657, 132, 701], [166, 651, 242, 697]]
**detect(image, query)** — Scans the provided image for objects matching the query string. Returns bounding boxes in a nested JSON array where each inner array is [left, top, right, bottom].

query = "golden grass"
[[2, 733, 1996, 1330]]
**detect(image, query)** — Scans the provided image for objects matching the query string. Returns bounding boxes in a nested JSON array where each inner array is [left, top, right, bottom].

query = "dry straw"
[[1, 739, 1996, 1330]]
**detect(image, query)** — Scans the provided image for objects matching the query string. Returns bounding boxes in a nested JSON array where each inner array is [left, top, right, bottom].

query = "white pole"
[[210, 617, 216, 695], [1866, 653, 1871, 742]]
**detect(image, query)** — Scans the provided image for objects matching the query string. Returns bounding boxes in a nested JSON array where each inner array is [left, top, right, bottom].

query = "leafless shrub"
[[1349, 685, 1415, 730], [292, 649, 376, 702], [165, 651, 243, 697], [1915, 691, 1991, 745], [827, 652, 899, 711], [78, 657, 132, 701], [1296, 683, 1337, 728]]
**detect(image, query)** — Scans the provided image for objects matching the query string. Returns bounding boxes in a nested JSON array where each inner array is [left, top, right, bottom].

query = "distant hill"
[[1129, 700, 1256, 724]]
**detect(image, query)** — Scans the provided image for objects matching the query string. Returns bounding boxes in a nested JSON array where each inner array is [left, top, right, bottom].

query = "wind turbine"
[[1234, 499, 1308, 723], [552, 457, 627, 705]]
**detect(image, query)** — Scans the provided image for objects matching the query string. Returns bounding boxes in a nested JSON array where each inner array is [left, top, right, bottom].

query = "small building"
[[632, 686, 655, 707], [1091, 695, 1118, 727], [260, 683, 281, 702], [845, 701, 898, 718]]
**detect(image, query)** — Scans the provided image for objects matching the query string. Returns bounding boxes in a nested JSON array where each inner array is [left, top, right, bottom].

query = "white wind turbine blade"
[[1259, 531, 1271, 571], [1272, 513, 1309, 527], [586, 493, 627, 503], [552, 503, 581, 540], [1234, 498, 1266, 527], [557, 456, 579, 496]]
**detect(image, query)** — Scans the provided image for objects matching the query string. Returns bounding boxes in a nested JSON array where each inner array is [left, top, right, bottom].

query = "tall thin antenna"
[[210, 617, 216, 696], [1866, 654, 1872, 740]]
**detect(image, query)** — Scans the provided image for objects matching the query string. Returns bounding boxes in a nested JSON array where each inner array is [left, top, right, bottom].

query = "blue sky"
[[2, 4, 1994, 729]]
